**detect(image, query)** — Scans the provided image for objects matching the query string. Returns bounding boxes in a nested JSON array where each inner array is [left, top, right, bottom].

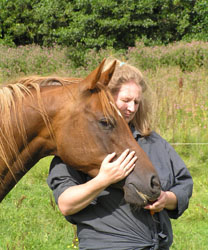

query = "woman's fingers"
[[102, 152, 116, 164], [108, 150, 137, 170], [115, 150, 137, 169], [122, 152, 137, 168], [144, 191, 168, 213], [124, 163, 135, 176], [105, 149, 137, 167], [114, 149, 130, 164]]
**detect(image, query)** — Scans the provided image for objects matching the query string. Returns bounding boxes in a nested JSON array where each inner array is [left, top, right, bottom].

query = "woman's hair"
[[103, 57, 151, 136]]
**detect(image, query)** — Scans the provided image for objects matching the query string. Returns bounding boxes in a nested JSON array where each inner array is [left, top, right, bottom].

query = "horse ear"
[[81, 58, 106, 90], [99, 60, 116, 87]]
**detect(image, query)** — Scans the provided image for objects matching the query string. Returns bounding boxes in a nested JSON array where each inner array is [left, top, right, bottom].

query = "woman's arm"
[[58, 149, 137, 216]]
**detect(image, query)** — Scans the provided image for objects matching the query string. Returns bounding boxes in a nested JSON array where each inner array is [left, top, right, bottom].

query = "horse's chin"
[[123, 184, 156, 207]]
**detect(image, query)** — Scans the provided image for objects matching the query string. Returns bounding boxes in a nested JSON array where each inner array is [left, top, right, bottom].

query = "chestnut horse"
[[0, 59, 161, 206]]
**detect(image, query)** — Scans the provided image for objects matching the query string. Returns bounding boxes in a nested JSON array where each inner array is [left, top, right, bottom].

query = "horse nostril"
[[150, 175, 160, 190]]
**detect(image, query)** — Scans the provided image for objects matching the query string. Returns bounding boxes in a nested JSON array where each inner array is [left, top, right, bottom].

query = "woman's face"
[[113, 81, 142, 123]]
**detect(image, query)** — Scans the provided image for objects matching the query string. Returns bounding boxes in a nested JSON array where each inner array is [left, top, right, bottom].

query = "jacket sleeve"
[[165, 142, 193, 219], [47, 156, 87, 204]]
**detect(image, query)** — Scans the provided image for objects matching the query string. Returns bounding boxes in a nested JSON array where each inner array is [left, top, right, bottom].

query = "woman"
[[47, 58, 193, 250]]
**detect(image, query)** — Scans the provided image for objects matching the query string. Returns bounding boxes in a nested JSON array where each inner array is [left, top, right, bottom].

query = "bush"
[[1, 0, 208, 66]]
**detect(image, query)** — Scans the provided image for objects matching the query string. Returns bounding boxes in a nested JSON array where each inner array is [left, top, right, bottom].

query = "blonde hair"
[[103, 57, 151, 136]]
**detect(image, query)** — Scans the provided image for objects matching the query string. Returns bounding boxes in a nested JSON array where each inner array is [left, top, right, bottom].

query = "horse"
[[0, 59, 161, 207]]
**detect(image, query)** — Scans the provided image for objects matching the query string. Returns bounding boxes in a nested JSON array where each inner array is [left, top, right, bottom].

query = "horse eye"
[[99, 118, 115, 130]]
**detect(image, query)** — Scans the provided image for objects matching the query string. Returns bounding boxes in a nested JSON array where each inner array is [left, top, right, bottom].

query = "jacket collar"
[[129, 124, 141, 140]]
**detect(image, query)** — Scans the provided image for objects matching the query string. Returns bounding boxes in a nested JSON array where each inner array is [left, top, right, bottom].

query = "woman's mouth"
[[124, 113, 134, 121]]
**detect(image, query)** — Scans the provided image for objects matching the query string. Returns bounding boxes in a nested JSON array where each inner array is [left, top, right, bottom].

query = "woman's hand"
[[144, 191, 178, 213], [96, 149, 137, 186], [58, 149, 137, 216]]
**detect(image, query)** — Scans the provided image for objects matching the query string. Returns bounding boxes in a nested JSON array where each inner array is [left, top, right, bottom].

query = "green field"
[[0, 157, 75, 250], [0, 42, 208, 249], [0, 146, 207, 250]]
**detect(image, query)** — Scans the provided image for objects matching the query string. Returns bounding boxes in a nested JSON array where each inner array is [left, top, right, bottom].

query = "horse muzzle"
[[123, 174, 161, 207]]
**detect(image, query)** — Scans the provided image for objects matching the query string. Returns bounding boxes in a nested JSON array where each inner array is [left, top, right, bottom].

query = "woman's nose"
[[127, 101, 135, 112]]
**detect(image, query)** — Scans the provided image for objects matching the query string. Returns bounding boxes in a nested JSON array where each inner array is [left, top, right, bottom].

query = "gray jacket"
[[47, 130, 193, 250]]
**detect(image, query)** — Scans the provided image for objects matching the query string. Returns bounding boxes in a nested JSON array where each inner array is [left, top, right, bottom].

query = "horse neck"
[[0, 85, 70, 202]]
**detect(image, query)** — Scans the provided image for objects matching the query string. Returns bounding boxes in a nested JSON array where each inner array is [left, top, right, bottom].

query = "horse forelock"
[[99, 88, 117, 122], [82, 82, 121, 123]]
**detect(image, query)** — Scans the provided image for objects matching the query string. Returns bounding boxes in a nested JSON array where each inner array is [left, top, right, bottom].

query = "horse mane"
[[8, 75, 82, 87], [0, 76, 80, 181]]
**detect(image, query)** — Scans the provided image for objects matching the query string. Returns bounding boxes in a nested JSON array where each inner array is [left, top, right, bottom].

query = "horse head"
[[55, 59, 161, 207]]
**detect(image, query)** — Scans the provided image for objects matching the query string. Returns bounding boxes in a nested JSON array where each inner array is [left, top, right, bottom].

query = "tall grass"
[[0, 44, 73, 80], [127, 41, 208, 72], [147, 67, 208, 143], [0, 42, 208, 249]]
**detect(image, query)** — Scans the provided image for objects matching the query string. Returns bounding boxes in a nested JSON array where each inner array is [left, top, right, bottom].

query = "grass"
[[0, 146, 207, 250], [0, 157, 75, 250], [0, 42, 208, 249], [171, 145, 208, 250], [146, 67, 208, 143]]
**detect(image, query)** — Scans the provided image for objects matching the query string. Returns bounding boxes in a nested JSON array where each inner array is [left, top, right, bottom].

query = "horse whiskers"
[[130, 203, 141, 212], [134, 187, 149, 204]]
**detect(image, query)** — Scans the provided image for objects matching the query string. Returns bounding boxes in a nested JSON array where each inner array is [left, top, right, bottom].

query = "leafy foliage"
[[0, 0, 207, 66]]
